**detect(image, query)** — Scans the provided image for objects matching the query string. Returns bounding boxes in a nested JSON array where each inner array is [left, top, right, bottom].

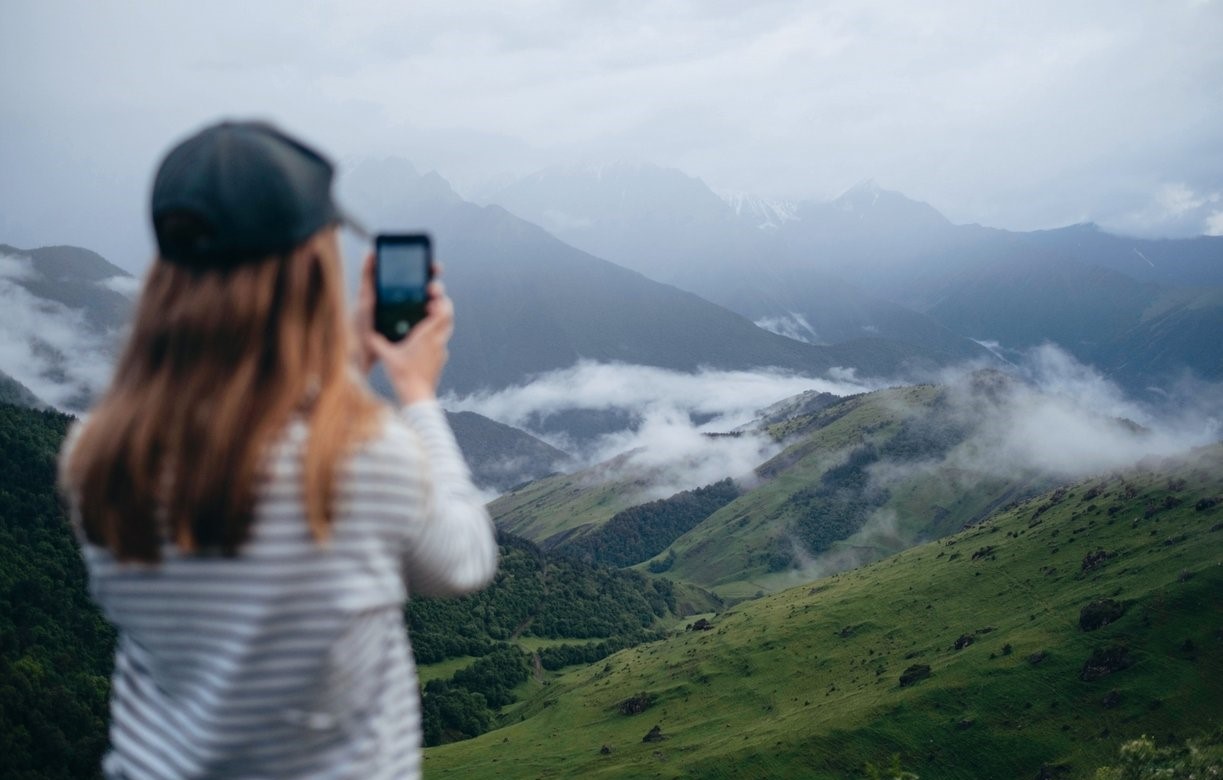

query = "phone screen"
[[377, 242, 429, 302], [375, 234, 433, 341]]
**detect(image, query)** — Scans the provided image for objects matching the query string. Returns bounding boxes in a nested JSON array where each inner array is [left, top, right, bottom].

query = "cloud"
[[0, 253, 119, 411], [774, 344, 1223, 580], [581, 410, 781, 501], [447, 361, 873, 435], [99, 275, 142, 298], [1205, 210, 1223, 236], [4, 0, 1222, 265], [445, 360, 878, 498], [879, 343, 1221, 487], [0, 254, 36, 282], [753, 313, 818, 344], [1103, 182, 1223, 237]]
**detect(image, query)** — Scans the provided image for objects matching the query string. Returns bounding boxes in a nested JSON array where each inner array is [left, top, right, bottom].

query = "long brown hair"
[[62, 228, 383, 562]]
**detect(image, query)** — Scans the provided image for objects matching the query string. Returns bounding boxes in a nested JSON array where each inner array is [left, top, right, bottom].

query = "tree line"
[[558, 478, 740, 568]]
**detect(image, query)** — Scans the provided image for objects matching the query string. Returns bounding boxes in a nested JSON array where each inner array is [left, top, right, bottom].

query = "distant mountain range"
[[484, 165, 1223, 392], [340, 159, 978, 395], [5, 159, 1220, 447]]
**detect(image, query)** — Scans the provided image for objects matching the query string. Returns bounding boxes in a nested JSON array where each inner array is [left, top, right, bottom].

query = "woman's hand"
[[356, 252, 453, 405]]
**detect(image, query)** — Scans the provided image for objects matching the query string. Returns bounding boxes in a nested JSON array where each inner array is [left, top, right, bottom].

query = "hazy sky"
[[3, 0, 1222, 271]]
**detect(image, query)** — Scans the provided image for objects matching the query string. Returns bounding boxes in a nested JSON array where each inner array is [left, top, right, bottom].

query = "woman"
[[59, 120, 498, 779]]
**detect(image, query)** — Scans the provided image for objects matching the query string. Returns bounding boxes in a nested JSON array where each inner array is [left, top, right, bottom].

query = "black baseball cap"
[[151, 120, 367, 268]]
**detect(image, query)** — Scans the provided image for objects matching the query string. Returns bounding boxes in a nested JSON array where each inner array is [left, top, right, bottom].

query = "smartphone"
[[374, 233, 434, 342]]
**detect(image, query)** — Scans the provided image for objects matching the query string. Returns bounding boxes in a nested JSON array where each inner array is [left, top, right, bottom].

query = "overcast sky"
[[3, 0, 1222, 271]]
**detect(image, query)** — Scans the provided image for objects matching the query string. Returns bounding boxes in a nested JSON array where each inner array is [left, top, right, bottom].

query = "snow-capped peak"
[[720, 190, 799, 231]]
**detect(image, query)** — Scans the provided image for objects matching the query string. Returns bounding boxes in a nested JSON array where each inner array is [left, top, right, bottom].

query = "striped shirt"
[[67, 400, 499, 780]]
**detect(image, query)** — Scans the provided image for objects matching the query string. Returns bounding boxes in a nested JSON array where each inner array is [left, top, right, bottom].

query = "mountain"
[[445, 410, 571, 493], [720, 191, 797, 231], [1023, 223, 1223, 289], [0, 244, 135, 411], [0, 243, 135, 331], [484, 166, 1223, 388], [427, 444, 1223, 778], [489, 451, 667, 548], [769, 187, 1223, 386], [652, 380, 1052, 598], [0, 369, 45, 408], [1099, 288, 1223, 386], [484, 164, 991, 362], [341, 159, 970, 396]]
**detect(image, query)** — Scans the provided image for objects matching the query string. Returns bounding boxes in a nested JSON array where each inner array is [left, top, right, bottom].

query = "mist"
[[781, 344, 1223, 580], [446, 361, 877, 498], [0, 254, 124, 411]]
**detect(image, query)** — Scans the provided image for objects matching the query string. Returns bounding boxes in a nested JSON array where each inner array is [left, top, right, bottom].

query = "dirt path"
[[510, 616, 534, 640]]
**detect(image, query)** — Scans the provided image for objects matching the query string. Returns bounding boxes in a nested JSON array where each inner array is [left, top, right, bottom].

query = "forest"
[[407, 531, 686, 744], [0, 404, 114, 779], [557, 478, 740, 567]]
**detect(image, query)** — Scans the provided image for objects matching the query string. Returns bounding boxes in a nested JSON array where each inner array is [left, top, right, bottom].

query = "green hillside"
[[426, 444, 1223, 778], [408, 532, 722, 746], [0, 369, 45, 408], [0, 404, 115, 778], [489, 387, 939, 552], [489, 454, 652, 546], [493, 379, 1070, 599]]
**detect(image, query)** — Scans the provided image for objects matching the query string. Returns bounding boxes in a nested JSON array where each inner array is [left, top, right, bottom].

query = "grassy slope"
[[657, 390, 915, 594], [426, 445, 1223, 779], [489, 456, 664, 546], [658, 385, 1052, 598], [490, 388, 936, 564]]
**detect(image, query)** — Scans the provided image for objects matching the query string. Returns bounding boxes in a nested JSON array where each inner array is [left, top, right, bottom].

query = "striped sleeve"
[[397, 400, 498, 597]]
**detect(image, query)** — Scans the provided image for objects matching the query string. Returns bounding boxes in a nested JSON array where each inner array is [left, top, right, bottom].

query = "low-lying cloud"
[[948, 344, 1220, 479], [447, 361, 872, 435], [0, 253, 121, 411], [450, 346, 1221, 585], [445, 361, 878, 499], [783, 344, 1223, 579], [449, 348, 1222, 509]]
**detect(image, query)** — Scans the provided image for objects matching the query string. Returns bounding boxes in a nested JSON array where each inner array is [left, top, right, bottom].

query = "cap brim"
[[336, 206, 370, 241]]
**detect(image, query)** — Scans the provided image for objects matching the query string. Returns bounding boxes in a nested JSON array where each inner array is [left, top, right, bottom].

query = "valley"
[[2, 154, 1222, 780]]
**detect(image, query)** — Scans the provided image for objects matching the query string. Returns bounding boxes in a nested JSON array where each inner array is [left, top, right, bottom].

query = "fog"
[[445, 361, 876, 497], [0, 254, 125, 411], [447, 361, 873, 436], [451, 346, 1219, 488], [447, 345, 1219, 576], [779, 343, 1223, 579], [4, 2, 1222, 271]]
